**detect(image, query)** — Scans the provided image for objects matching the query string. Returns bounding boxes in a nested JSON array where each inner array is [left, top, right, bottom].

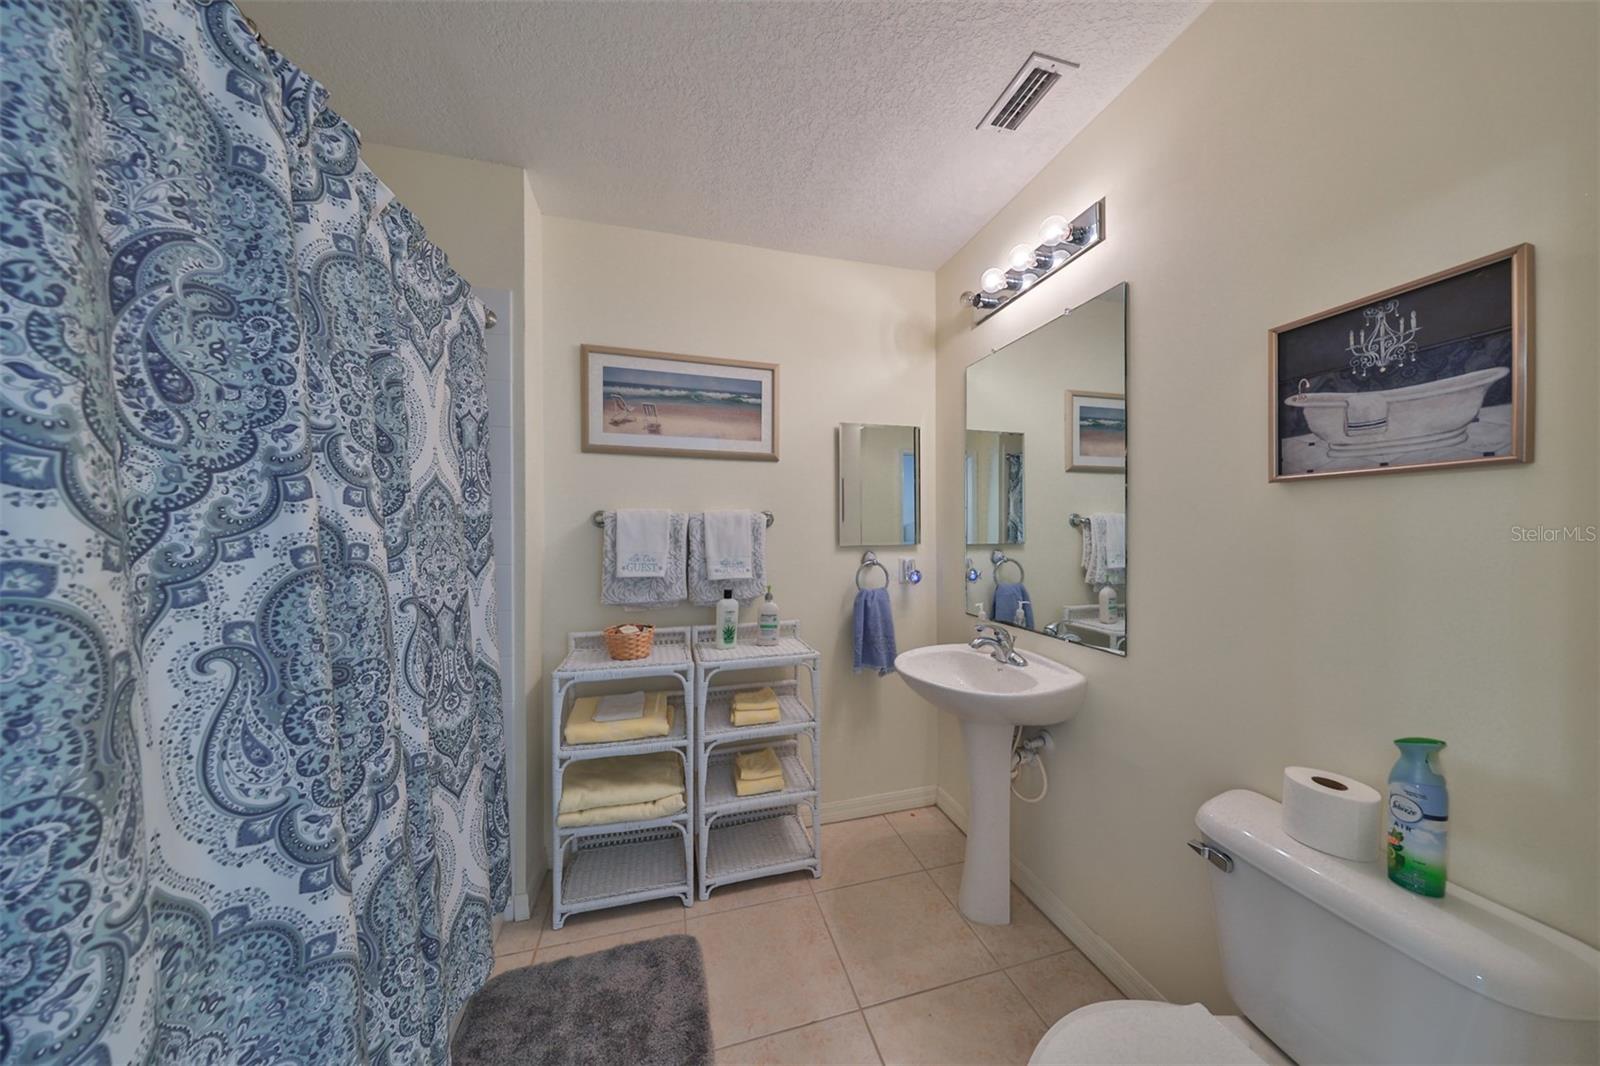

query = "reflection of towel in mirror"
[[852, 587, 898, 675], [1343, 392, 1389, 434], [1082, 513, 1126, 588], [1103, 513, 1126, 570], [992, 583, 1034, 629]]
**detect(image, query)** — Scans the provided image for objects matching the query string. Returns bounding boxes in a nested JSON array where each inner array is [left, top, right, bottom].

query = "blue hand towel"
[[992, 583, 1034, 629], [852, 586, 898, 676]]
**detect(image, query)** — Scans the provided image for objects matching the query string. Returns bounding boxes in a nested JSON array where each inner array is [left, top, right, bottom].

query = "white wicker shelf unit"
[[548, 627, 695, 928], [691, 621, 822, 899]]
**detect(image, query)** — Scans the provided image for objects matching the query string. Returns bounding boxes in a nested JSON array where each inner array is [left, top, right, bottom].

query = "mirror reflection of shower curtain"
[[1003, 441, 1026, 544], [0, 2, 508, 1061]]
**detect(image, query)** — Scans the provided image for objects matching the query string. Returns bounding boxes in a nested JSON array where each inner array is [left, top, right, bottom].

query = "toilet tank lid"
[[1197, 790, 1600, 1022]]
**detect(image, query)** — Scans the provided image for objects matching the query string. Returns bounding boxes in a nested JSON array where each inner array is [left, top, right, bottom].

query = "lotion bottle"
[[1098, 585, 1117, 624], [757, 586, 780, 646], [715, 589, 739, 649]]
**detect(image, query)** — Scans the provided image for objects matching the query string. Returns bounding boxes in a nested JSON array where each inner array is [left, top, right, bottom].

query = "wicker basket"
[[603, 624, 655, 661]]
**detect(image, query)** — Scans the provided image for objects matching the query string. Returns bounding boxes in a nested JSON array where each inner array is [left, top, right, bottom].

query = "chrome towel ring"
[[990, 548, 1025, 583], [856, 551, 890, 590]]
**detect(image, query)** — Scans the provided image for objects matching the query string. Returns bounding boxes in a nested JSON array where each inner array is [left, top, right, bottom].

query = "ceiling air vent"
[[978, 52, 1078, 132]]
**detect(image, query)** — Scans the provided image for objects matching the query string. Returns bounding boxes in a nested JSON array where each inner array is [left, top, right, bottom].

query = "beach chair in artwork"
[[607, 393, 636, 428], [641, 402, 663, 434]]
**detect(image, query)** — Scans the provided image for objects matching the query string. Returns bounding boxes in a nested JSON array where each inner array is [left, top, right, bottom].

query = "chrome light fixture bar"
[[961, 199, 1104, 324]]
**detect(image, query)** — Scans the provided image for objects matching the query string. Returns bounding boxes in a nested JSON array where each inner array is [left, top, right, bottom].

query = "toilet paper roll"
[[1282, 766, 1382, 862]]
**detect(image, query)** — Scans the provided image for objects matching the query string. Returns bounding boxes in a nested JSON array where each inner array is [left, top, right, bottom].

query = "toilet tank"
[[1195, 790, 1599, 1066]]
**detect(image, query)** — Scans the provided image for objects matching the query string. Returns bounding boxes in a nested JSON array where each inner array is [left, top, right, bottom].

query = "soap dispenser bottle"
[[757, 586, 780, 646], [1386, 737, 1448, 897], [715, 589, 739, 649]]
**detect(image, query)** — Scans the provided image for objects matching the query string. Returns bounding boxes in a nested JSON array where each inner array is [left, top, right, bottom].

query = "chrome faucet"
[[969, 624, 1027, 667]]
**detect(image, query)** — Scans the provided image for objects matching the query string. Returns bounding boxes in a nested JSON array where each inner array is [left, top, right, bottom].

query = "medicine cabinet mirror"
[[964, 282, 1128, 654], [837, 423, 920, 547]]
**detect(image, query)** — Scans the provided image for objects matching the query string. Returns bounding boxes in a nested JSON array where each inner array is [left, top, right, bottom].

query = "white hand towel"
[[1103, 513, 1126, 569], [704, 510, 754, 580], [615, 509, 672, 578], [594, 692, 646, 722]]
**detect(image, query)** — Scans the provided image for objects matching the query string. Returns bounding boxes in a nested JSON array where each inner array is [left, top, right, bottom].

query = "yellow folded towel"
[[730, 705, 780, 727], [559, 751, 683, 815], [732, 687, 780, 713], [557, 792, 686, 828], [564, 691, 672, 746], [735, 747, 782, 781], [734, 773, 784, 797]]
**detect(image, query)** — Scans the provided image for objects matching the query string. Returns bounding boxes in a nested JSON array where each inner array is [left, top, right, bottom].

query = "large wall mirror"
[[965, 282, 1128, 653], [838, 423, 920, 546]]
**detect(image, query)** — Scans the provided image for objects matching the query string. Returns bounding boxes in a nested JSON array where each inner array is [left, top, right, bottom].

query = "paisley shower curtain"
[[1, 0, 509, 1061]]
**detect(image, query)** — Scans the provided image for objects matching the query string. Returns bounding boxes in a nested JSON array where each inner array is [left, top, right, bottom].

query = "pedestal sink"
[[895, 642, 1086, 924]]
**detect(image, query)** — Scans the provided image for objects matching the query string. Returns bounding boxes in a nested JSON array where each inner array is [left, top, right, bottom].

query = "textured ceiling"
[[246, 1, 1205, 269]]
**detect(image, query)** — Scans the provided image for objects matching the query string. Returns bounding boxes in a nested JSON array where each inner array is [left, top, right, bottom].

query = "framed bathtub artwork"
[[581, 345, 779, 461], [1066, 390, 1126, 472], [1269, 244, 1533, 482]]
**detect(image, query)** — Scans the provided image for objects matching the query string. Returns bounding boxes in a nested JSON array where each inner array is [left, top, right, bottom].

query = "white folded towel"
[[615, 509, 672, 578], [594, 692, 646, 722], [1344, 392, 1389, 435], [1103, 513, 1126, 569], [704, 510, 754, 580]]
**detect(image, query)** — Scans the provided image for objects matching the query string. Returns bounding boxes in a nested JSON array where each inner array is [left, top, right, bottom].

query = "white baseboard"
[[506, 893, 532, 923], [933, 787, 1165, 1003], [822, 785, 938, 823]]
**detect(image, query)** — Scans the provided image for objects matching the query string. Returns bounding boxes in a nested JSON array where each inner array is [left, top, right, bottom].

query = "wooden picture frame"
[[1066, 390, 1126, 472], [581, 344, 779, 461], [1269, 245, 1532, 482]]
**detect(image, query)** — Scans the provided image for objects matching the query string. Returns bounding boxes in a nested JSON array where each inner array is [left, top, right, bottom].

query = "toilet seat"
[[1029, 1000, 1279, 1065]]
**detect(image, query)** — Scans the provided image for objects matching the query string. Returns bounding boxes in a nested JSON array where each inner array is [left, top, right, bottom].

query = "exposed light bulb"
[[1039, 214, 1069, 245], [1018, 272, 1038, 290], [979, 267, 1007, 294], [1007, 244, 1035, 272]]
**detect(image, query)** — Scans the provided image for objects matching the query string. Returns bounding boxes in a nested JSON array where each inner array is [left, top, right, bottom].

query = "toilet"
[[1032, 789, 1600, 1065]]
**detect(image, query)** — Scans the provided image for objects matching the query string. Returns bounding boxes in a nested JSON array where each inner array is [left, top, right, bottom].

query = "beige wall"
[[363, 144, 548, 905], [934, 0, 1598, 1009], [539, 217, 940, 858]]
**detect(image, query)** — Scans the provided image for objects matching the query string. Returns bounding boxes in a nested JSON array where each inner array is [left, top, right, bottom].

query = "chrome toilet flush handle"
[[1188, 839, 1234, 872]]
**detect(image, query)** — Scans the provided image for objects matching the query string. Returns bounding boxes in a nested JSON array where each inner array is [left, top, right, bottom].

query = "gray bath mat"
[[452, 934, 713, 1066]]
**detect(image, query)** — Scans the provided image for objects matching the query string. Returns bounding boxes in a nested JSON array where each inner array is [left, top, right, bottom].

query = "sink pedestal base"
[[958, 720, 1013, 925]]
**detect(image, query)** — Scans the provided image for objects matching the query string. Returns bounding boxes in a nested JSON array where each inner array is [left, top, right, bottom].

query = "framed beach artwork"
[[1269, 245, 1532, 482], [581, 345, 779, 461], [1066, 390, 1126, 472]]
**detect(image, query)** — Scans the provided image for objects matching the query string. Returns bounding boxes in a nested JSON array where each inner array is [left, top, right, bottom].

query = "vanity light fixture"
[[961, 199, 1105, 324]]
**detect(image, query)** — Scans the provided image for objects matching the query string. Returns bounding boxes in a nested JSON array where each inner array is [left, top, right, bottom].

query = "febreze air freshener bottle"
[[1386, 737, 1448, 897]]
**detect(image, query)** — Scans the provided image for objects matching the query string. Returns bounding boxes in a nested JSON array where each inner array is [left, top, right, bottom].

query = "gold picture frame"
[[1269, 244, 1532, 482], [581, 344, 779, 461], [1066, 390, 1126, 473]]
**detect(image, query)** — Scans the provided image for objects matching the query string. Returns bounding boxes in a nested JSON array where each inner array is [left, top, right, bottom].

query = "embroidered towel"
[[1103, 512, 1126, 570], [688, 512, 766, 604], [852, 586, 898, 676], [602, 511, 688, 607], [704, 510, 754, 580], [615, 508, 672, 578]]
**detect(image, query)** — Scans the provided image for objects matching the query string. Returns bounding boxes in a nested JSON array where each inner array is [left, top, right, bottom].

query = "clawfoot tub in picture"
[[1284, 366, 1510, 458]]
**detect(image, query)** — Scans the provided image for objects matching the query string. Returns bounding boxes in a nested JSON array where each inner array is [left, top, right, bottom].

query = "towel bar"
[[592, 509, 774, 528]]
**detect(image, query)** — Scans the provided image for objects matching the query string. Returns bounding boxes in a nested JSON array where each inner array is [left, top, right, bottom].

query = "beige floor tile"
[[533, 920, 686, 965], [864, 972, 1047, 1066], [494, 918, 542, 957], [926, 864, 1071, 967], [885, 807, 967, 868], [815, 871, 996, 1006], [696, 870, 816, 916], [689, 894, 858, 1048], [716, 1012, 881, 1065], [489, 949, 534, 977], [812, 816, 921, 891], [1005, 950, 1122, 1023], [539, 895, 688, 947]]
